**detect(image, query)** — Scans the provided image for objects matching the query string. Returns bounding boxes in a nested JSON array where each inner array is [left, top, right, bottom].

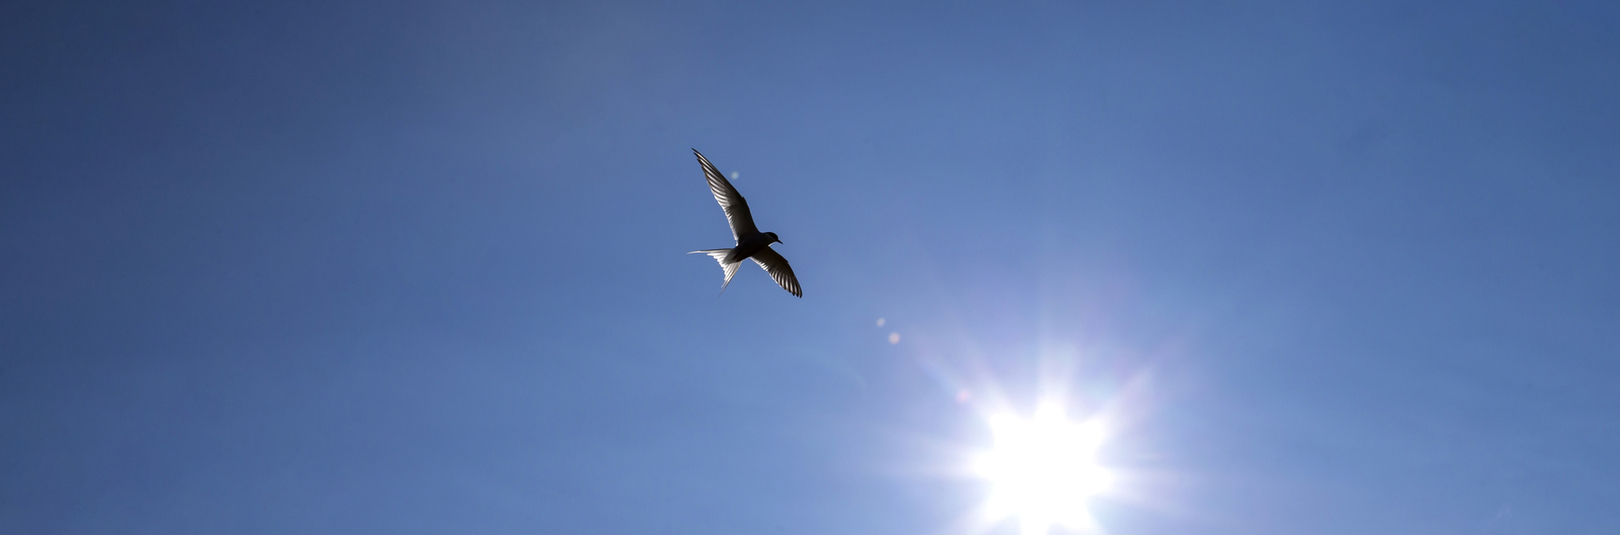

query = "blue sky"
[[3, 1, 1618, 534]]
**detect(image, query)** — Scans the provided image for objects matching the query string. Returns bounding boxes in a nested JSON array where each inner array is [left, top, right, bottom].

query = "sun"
[[975, 408, 1111, 535]]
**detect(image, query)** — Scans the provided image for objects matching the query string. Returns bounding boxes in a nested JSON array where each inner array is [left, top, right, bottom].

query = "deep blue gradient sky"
[[4, 1, 1618, 534]]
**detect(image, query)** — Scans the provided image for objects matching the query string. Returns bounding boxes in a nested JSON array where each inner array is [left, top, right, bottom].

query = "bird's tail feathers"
[[688, 249, 741, 295]]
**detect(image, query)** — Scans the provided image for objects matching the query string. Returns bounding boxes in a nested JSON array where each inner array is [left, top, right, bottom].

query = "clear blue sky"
[[3, 1, 1618, 533]]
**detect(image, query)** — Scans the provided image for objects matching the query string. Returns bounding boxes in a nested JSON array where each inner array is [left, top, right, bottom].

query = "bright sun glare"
[[976, 408, 1111, 535]]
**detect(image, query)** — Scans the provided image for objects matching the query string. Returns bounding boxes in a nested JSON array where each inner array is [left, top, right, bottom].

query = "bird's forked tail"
[[688, 249, 741, 294]]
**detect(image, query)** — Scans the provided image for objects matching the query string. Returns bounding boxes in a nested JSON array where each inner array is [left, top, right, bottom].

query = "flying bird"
[[687, 149, 801, 297]]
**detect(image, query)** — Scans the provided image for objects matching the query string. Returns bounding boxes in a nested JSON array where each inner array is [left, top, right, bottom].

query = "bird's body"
[[687, 149, 801, 298]]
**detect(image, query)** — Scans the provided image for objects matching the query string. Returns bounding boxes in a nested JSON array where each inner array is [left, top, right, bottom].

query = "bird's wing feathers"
[[750, 246, 801, 298], [694, 150, 760, 241]]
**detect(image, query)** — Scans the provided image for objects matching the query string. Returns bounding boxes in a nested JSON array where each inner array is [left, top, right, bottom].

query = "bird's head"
[[766, 232, 783, 245]]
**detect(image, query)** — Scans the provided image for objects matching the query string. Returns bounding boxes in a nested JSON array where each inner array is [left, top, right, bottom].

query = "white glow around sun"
[[975, 407, 1111, 535]]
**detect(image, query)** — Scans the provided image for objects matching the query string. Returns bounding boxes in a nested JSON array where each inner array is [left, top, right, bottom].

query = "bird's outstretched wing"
[[750, 246, 801, 298], [694, 149, 759, 242]]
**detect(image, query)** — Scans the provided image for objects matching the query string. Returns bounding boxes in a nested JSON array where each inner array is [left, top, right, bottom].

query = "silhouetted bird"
[[687, 149, 801, 297]]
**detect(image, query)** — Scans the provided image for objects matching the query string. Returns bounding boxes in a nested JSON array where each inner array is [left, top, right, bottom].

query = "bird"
[[687, 149, 801, 298]]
